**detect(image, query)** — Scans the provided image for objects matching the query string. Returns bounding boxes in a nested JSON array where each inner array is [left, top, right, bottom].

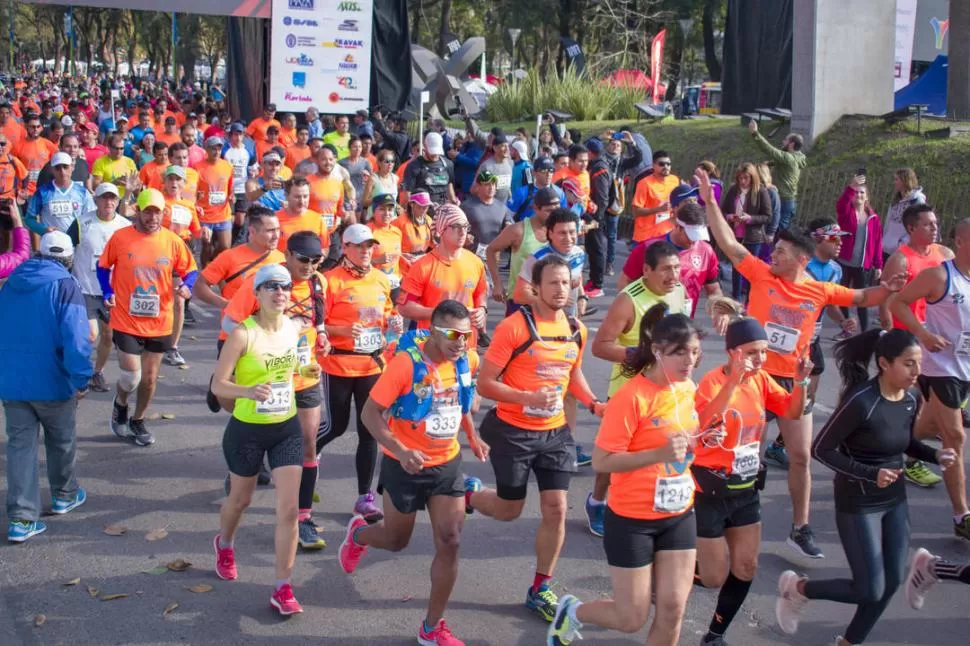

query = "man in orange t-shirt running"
[[194, 136, 234, 265]]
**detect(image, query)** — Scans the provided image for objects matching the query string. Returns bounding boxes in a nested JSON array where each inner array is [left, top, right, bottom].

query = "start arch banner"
[[269, 0, 374, 114]]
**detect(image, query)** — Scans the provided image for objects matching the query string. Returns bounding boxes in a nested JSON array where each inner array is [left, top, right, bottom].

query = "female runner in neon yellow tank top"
[[210, 263, 320, 616]]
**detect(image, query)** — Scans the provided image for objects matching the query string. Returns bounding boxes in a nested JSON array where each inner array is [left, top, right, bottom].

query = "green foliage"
[[485, 68, 648, 122]]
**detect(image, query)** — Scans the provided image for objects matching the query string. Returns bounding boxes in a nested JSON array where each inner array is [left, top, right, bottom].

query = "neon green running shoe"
[[526, 584, 559, 622], [547, 594, 583, 645], [904, 460, 942, 487]]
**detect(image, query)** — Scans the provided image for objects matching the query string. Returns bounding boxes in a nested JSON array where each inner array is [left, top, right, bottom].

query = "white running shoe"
[[905, 547, 938, 610], [775, 570, 808, 635]]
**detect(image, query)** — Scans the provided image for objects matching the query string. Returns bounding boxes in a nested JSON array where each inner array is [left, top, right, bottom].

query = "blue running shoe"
[[526, 584, 559, 622], [575, 444, 592, 467], [765, 442, 789, 470], [585, 493, 605, 537], [8, 519, 47, 543], [463, 476, 482, 516], [51, 488, 86, 515]]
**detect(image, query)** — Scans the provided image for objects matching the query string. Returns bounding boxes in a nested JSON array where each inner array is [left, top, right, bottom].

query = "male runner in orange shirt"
[[194, 136, 234, 265]]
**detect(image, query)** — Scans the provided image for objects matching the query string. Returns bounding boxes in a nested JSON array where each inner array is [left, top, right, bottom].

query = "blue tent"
[[895, 55, 948, 116]]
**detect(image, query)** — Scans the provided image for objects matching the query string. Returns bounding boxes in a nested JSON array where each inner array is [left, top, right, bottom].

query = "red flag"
[[651, 29, 667, 104]]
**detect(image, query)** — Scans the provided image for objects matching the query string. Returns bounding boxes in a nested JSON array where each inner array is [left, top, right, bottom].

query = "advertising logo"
[[286, 34, 316, 48], [292, 72, 307, 88], [337, 1, 361, 10], [321, 39, 364, 49], [337, 77, 357, 89], [285, 92, 313, 103], [931, 17, 950, 50], [283, 16, 319, 27], [285, 53, 314, 67], [338, 19, 359, 32], [288, 0, 314, 9], [320, 54, 358, 73], [329, 92, 366, 104]]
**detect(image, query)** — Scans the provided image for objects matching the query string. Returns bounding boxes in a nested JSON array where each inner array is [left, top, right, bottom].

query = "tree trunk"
[[557, 0, 573, 75], [436, 0, 452, 57], [702, 0, 722, 82], [949, 0, 970, 119]]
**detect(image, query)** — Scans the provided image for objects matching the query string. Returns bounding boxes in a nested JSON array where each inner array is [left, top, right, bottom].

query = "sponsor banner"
[[270, 0, 374, 113], [894, 0, 918, 91], [22, 0, 272, 18]]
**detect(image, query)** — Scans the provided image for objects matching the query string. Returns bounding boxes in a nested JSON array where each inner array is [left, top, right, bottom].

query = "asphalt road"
[[2, 246, 969, 646]]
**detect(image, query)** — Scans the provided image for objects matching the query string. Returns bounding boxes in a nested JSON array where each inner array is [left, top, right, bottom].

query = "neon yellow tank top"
[[232, 316, 300, 424], [509, 218, 544, 289], [608, 278, 688, 397]]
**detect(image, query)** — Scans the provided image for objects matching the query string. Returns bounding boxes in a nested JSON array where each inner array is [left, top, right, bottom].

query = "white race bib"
[[255, 381, 292, 414], [524, 392, 564, 418], [653, 472, 694, 514], [170, 205, 192, 226], [129, 292, 160, 317], [323, 214, 335, 230], [957, 332, 970, 356], [296, 345, 312, 366], [354, 327, 383, 353], [424, 404, 461, 439], [683, 298, 693, 316], [765, 321, 800, 354], [209, 190, 227, 205], [91, 254, 100, 272], [28, 169, 40, 181], [812, 321, 823, 343], [655, 211, 671, 223], [732, 443, 761, 479], [50, 200, 73, 217]]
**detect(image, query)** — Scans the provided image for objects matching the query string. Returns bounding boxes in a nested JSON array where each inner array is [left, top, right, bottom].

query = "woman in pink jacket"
[[836, 174, 883, 332], [0, 201, 31, 281]]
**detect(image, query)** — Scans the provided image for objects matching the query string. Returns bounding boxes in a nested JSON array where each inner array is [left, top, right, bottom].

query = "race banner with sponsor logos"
[[270, 0, 374, 113]]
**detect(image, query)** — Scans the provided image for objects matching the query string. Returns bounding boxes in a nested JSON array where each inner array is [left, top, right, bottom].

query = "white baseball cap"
[[342, 223, 378, 245], [40, 231, 74, 258], [94, 182, 119, 198], [511, 140, 528, 159], [253, 264, 292, 289], [676, 218, 710, 242], [424, 132, 444, 155], [60, 115, 74, 128], [51, 152, 73, 167]]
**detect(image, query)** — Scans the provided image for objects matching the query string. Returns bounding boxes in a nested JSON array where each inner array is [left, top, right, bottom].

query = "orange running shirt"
[[0, 120, 25, 149], [308, 174, 344, 233], [893, 243, 948, 329], [256, 139, 285, 163], [156, 131, 181, 148], [398, 248, 487, 339], [275, 208, 330, 254], [285, 144, 312, 171], [99, 227, 197, 338], [551, 167, 590, 208], [178, 166, 200, 204], [484, 309, 588, 431], [737, 254, 855, 377], [0, 154, 27, 199], [692, 367, 791, 478], [596, 375, 699, 521], [162, 195, 202, 240], [14, 137, 58, 195], [369, 222, 403, 288], [631, 174, 682, 242], [222, 270, 325, 390], [194, 158, 233, 223], [246, 117, 281, 143], [393, 215, 433, 274], [138, 160, 167, 192], [321, 265, 393, 378], [369, 349, 480, 467], [200, 245, 286, 302]]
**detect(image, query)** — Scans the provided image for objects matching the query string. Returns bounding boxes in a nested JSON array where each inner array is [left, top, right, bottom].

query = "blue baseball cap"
[[670, 184, 699, 208]]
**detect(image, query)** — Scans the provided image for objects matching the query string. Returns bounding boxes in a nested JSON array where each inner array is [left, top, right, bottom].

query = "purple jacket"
[[836, 186, 883, 269], [0, 227, 30, 280]]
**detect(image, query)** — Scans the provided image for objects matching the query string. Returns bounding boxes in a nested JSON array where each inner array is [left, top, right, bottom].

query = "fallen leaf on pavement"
[[401, 594, 412, 602], [145, 528, 168, 541], [63, 578, 80, 586], [33, 614, 46, 627], [187, 583, 212, 593], [87, 586, 99, 598], [100, 593, 128, 602], [163, 601, 179, 616], [161, 413, 176, 419], [167, 559, 191, 572], [147, 413, 162, 420], [141, 565, 168, 575], [103, 525, 127, 536], [178, 365, 189, 370]]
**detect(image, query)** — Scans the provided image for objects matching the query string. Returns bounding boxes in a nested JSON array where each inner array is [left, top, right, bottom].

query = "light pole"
[[507, 27, 521, 75], [678, 18, 694, 102]]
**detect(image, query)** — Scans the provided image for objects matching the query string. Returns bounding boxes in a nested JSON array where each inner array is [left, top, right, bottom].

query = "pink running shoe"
[[353, 491, 384, 523], [418, 619, 465, 646], [338, 515, 369, 574], [270, 583, 303, 616], [213, 534, 237, 581]]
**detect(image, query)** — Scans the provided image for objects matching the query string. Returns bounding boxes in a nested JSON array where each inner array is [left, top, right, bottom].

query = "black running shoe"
[[129, 418, 155, 446]]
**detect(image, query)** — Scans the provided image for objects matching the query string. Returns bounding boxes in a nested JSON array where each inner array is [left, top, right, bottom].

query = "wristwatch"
[[588, 399, 602, 413]]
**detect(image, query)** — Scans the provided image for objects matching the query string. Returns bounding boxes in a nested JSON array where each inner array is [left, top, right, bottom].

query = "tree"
[[949, 0, 970, 119], [702, 0, 722, 81]]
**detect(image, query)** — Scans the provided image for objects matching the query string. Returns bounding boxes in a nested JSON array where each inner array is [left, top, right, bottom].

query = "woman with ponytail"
[[775, 328, 957, 646], [549, 304, 714, 646], [692, 316, 812, 646]]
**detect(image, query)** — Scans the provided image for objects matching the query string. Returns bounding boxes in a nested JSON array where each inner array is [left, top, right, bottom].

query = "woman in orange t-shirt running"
[[549, 303, 715, 646]]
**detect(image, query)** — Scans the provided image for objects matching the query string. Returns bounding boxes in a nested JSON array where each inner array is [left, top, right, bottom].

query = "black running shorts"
[[603, 507, 697, 568], [693, 489, 761, 539], [378, 454, 464, 514], [222, 416, 303, 477]]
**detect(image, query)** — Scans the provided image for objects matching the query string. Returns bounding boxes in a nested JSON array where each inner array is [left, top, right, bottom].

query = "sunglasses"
[[656, 161, 672, 167], [433, 326, 472, 342], [0, 141, 7, 147], [110, 146, 124, 151], [295, 253, 323, 264], [814, 234, 843, 243], [260, 281, 292, 292], [380, 158, 394, 163]]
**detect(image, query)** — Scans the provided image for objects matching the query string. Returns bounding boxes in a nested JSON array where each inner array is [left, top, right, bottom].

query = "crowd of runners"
[[1, 74, 969, 646]]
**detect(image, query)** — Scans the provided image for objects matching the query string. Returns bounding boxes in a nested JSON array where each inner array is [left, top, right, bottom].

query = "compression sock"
[[707, 572, 752, 636], [931, 558, 970, 584], [298, 461, 318, 521], [532, 572, 552, 593]]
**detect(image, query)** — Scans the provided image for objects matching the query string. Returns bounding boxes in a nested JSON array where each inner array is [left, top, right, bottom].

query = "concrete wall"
[[792, 0, 897, 144]]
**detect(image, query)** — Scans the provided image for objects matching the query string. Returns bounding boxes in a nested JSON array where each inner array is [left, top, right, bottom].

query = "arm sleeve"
[[753, 132, 788, 165], [870, 215, 884, 270], [57, 278, 94, 390], [96, 266, 114, 297], [619, 145, 643, 172], [836, 185, 854, 221], [25, 193, 46, 235], [810, 390, 880, 482]]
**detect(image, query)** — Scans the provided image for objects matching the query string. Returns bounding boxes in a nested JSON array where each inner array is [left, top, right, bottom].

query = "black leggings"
[[839, 263, 871, 331], [316, 372, 380, 496], [803, 501, 909, 644]]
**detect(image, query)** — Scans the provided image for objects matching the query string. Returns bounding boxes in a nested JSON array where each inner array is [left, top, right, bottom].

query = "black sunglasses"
[[260, 281, 292, 292], [657, 160, 672, 167], [295, 254, 323, 264]]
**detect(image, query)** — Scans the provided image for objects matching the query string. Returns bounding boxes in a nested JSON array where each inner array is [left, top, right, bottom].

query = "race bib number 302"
[[129, 293, 160, 318]]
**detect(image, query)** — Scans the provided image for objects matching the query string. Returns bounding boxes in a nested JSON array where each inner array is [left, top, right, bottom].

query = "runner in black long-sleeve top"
[[773, 328, 957, 646]]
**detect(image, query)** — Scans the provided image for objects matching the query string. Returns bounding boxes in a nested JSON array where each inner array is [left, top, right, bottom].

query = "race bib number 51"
[[765, 321, 799, 354]]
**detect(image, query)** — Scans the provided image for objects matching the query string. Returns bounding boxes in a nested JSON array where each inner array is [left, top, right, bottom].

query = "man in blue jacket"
[[0, 231, 92, 543]]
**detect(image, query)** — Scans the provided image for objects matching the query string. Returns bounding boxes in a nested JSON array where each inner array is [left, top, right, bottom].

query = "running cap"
[[164, 165, 186, 179], [476, 170, 498, 184], [534, 186, 561, 207], [534, 157, 555, 172], [676, 218, 709, 242], [670, 184, 699, 208], [204, 136, 224, 149], [343, 223, 378, 245], [408, 190, 432, 207], [561, 177, 586, 198], [372, 193, 396, 208], [424, 132, 444, 155], [725, 317, 768, 351], [253, 264, 291, 290], [262, 152, 282, 163], [51, 152, 73, 167], [40, 231, 73, 259], [286, 232, 322, 256], [94, 182, 119, 198], [511, 140, 529, 159], [136, 188, 165, 211]]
